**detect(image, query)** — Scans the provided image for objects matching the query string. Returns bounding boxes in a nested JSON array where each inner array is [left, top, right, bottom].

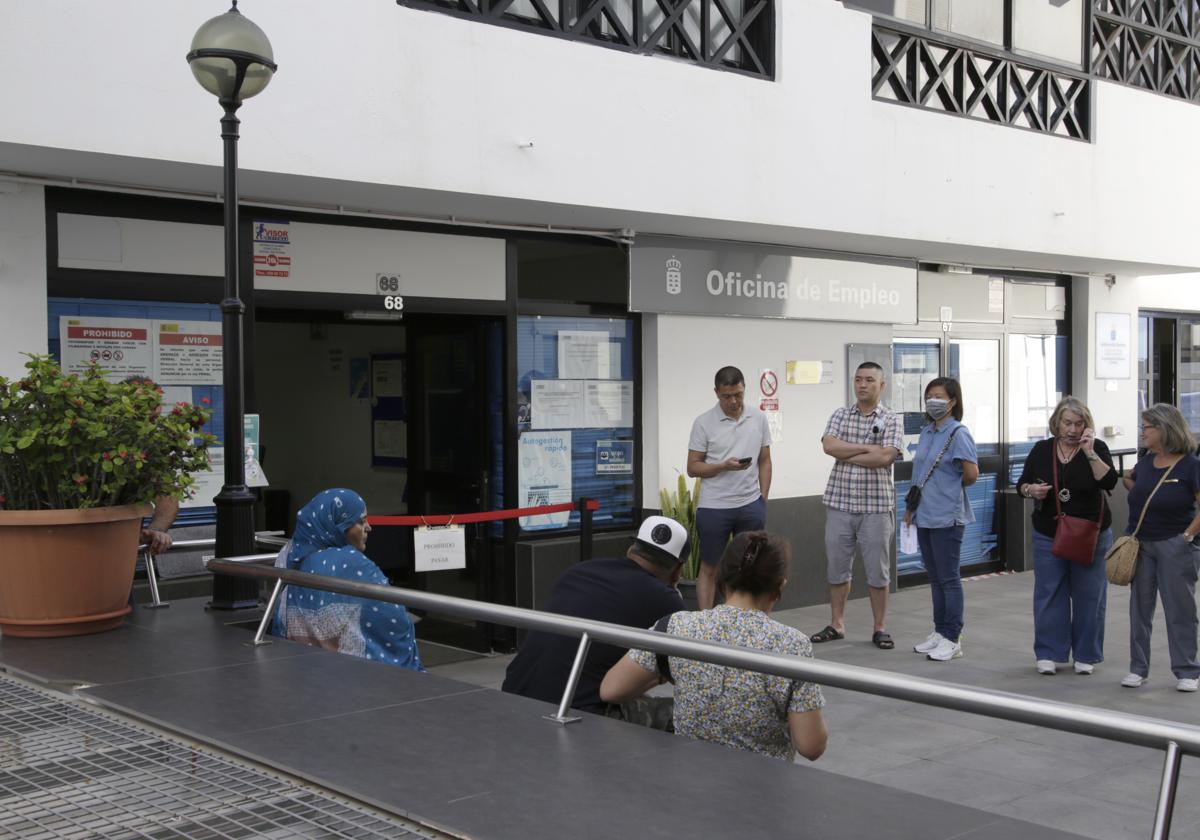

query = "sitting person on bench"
[[271, 488, 423, 672], [600, 531, 827, 761]]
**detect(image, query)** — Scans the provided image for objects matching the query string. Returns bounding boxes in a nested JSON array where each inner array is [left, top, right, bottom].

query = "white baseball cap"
[[635, 516, 689, 564]]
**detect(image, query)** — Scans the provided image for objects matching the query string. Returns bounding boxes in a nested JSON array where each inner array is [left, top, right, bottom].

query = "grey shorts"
[[824, 509, 893, 589]]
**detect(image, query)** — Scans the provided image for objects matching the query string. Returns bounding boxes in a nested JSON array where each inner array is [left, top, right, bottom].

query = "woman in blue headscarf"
[[271, 488, 423, 671]]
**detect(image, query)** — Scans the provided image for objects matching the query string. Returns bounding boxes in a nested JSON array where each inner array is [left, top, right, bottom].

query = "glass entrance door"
[[948, 338, 1001, 570]]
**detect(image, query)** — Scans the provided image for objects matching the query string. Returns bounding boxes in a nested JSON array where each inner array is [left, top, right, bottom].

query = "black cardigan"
[[1017, 438, 1119, 537]]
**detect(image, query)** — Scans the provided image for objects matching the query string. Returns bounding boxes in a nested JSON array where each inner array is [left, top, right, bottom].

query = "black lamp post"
[[187, 2, 277, 609]]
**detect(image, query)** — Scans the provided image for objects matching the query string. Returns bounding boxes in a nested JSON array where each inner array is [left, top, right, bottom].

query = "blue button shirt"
[[911, 419, 978, 529]]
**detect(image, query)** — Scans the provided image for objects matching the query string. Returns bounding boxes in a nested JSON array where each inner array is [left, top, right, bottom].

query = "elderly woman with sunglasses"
[[1016, 397, 1117, 676], [600, 531, 827, 762], [1120, 405, 1200, 692], [271, 488, 423, 671]]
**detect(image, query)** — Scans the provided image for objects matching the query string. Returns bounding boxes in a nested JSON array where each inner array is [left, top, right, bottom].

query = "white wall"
[[1138, 274, 1200, 312], [1071, 275, 1140, 454], [643, 313, 892, 502], [1, 1, 1199, 273], [0, 185, 47, 380]]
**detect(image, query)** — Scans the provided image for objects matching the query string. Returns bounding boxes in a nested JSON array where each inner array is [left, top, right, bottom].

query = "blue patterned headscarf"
[[286, 488, 367, 569]]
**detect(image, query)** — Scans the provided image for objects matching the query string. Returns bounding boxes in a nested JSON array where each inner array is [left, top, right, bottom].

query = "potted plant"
[[660, 474, 702, 608], [0, 355, 214, 637]]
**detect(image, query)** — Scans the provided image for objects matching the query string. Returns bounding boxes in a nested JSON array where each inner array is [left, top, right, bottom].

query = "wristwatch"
[[1085, 452, 1099, 461], [1019, 484, 1029, 498]]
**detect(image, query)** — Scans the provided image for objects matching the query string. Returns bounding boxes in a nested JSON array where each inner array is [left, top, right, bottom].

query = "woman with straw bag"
[[1116, 404, 1200, 692]]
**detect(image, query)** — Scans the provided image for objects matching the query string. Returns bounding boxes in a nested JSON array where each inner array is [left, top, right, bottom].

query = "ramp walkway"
[[0, 598, 1089, 840]]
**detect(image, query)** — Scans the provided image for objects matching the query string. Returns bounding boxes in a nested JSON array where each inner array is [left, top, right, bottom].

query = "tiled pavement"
[[432, 571, 1200, 840]]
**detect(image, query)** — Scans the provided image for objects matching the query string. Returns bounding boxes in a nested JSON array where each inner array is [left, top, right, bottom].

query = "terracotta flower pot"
[[0, 504, 151, 637]]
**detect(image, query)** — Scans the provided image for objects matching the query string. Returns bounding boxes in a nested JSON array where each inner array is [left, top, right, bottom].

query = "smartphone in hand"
[[738, 457, 753, 466]]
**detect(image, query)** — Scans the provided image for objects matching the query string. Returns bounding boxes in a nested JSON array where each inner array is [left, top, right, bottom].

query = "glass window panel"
[[932, 0, 1005, 47], [1012, 0, 1083, 66], [844, 0, 928, 25], [947, 338, 1001, 571], [516, 315, 636, 533], [1179, 319, 1200, 434], [1006, 334, 1066, 483]]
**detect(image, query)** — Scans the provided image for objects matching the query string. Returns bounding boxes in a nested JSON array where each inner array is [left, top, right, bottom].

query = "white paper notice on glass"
[[372, 359, 405, 397], [518, 431, 572, 530], [558, 331, 611, 379], [154, 320, 223, 385], [532, 379, 585, 429], [373, 420, 407, 458], [414, 525, 466, 572], [584, 380, 633, 428], [900, 522, 919, 555], [159, 386, 193, 407], [59, 315, 155, 382], [183, 447, 223, 510]]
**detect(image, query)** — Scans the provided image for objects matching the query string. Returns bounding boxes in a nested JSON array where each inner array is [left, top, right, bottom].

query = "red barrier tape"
[[369, 498, 598, 527]]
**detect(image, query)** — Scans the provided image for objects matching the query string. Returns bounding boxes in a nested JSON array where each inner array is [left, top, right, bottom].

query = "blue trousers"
[[1129, 535, 1200, 680], [1031, 528, 1112, 664], [917, 525, 964, 642], [696, 496, 766, 566]]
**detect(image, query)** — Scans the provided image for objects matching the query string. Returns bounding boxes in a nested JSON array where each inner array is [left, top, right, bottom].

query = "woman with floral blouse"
[[601, 531, 827, 761]]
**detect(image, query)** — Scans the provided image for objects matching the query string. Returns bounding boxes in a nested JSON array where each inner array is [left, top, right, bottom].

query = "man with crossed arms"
[[811, 362, 903, 649]]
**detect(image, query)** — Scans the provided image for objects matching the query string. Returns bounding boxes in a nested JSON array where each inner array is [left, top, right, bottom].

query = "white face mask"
[[925, 398, 950, 420]]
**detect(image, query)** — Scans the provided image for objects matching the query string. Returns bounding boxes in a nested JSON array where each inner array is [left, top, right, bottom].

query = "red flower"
[[118, 449, 128, 458], [73, 474, 86, 485], [102, 452, 111, 460], [200, 396, 210, 405]]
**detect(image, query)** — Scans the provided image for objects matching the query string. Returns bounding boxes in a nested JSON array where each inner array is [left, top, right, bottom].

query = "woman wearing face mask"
[[1016, 397, 1117, 676], [906, 378, 979, 661]]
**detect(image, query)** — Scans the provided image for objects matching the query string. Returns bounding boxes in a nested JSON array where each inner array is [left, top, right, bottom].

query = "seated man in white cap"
[[502, 516, 689, 715]]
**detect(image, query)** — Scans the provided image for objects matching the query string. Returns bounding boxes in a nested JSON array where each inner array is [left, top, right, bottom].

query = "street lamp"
[[187, 2, 277, 609]]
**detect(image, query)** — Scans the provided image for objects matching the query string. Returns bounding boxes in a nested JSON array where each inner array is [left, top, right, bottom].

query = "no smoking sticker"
[[759, 369, 779, 398]]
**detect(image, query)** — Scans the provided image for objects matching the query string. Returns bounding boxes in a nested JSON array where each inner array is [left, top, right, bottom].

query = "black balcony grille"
[[872, 25, 1092, 141], [1093, 0, 1200, 103], [397, 0, 775, 79]]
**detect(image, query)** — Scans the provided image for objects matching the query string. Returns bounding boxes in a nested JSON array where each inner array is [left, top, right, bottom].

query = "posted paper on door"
[[531, 380, 584, 429], [156, 320, 223, 385], [414, 525, 467, 572], [519, 431, 572, 530]]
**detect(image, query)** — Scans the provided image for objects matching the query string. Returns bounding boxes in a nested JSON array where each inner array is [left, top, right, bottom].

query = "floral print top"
[[627, 604, 825, 761]]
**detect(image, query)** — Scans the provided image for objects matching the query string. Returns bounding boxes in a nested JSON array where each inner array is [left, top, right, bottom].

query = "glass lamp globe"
[[188, 5, 275, 102]]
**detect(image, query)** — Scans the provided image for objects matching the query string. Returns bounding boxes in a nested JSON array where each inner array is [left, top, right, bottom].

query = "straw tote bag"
[[1050, 450, 1104, 566], [1105, 460, 1179, 586]]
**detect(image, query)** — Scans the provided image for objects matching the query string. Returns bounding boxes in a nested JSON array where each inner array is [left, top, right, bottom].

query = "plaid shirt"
[[821, 404, 904, 513]]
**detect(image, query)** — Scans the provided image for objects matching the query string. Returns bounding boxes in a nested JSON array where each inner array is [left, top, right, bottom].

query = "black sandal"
[[872, 631, 895, 650], [810, 625, 845, 644]]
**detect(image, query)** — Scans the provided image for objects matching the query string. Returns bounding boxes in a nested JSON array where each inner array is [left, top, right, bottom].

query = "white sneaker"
[[1121, 673, 1146, 688], [1036, 659, 1057, 675], [926, 638, 963, 661], [1177, 678, 1199, 692], [1074, 662, 1094, 675], [914, 632, 944, 654]]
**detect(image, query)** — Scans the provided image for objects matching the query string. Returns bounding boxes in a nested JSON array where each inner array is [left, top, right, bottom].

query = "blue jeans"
[[696, 496, 767, 566], [917, 525, 964, 642], [1031, 528, 1112, 664]]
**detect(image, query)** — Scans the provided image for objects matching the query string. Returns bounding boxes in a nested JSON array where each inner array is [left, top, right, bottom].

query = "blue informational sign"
[[595, 440, 634, 475]]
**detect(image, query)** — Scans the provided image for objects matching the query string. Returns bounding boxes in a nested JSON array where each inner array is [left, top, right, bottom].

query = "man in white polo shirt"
[[687, 366, 772, 610]]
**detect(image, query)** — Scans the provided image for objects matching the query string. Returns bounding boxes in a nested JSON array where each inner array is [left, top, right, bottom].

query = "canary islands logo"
[[665, 256, 682, 295]]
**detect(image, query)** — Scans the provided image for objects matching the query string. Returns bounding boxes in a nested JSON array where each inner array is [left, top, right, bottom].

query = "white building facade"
[[1, 1, 1197, 635]]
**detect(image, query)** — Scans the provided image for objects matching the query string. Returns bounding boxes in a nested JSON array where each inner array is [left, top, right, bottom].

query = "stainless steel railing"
[[207, 556, 1197, 840], [139, 533, 284, 608]]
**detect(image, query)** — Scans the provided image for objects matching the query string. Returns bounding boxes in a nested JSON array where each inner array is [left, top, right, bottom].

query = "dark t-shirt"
[[1126, 454, 1200, 542], [1017, 439, 1118, 538], [501, 556, 685, 713]]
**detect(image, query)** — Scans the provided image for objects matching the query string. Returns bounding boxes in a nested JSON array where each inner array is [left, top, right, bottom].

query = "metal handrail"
[[138, 534, 283, 608], [207, 557, 1194, 839]]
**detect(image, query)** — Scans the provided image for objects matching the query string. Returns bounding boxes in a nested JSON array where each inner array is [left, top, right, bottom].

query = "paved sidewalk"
[[431, 571, 1200, 840]]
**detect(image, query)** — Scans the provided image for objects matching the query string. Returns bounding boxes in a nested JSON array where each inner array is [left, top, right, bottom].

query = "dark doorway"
[[383, 314, 503, 652]]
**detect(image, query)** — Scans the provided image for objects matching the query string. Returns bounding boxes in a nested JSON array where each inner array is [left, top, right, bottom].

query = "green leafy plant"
[[0, 355, 216, 511], [660, 474, 702, 580]]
